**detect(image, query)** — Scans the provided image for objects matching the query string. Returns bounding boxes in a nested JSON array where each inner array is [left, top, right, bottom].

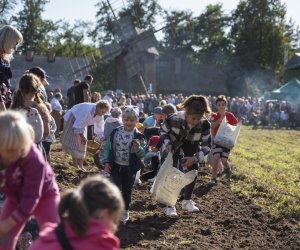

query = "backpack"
[[25, 107, 44, 143]]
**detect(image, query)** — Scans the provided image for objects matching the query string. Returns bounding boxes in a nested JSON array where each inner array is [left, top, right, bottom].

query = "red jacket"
[[29, 219, 119, 250], [211, 111, 238, 137]]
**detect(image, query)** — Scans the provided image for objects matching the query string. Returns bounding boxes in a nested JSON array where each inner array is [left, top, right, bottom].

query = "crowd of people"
[[0, 24, 299, 250]]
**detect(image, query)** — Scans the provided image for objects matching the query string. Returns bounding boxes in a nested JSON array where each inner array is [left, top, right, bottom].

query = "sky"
[[39, 0, 300, 27]]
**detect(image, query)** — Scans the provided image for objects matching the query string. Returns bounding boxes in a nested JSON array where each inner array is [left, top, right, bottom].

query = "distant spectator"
[[28, 67, 50, 102], [67, 79, 80, 109], [74, 75, 93, 104]]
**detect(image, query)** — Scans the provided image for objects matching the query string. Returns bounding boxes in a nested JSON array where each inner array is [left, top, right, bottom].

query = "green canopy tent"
[[270, 78, 300, 99]]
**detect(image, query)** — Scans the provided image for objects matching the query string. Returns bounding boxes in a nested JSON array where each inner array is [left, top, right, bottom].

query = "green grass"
[[230, 126, 300, 221]]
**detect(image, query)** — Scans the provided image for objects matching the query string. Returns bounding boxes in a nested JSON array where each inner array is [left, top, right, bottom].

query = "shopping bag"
[[214, 118, 242, 149], [151, 152, 197, 207]]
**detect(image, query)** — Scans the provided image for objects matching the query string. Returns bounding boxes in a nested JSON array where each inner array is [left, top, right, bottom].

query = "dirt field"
[[51, 143, 300, 250]]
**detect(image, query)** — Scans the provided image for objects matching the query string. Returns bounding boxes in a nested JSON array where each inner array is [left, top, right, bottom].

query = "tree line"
[[1, 0, 299, 95]]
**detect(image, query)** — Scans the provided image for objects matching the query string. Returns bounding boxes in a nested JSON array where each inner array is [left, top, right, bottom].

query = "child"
[[29, 175, 124, 250], [102, 106, 146, 223], [0, 110, 60, 250], [50, 92, 63, 137], [0, 25, 23, 110], [210, 95, 238, 184], [160, 95, 211, 217], [42, 102, 57, 163], [104, 107, 123, 140]]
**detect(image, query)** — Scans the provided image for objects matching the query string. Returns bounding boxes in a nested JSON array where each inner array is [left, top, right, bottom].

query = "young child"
[[104, 107, 123, 141], [160, 95, 211, 217], [210, 95, 238, 184], [29, 175, 124, 250], [0, 110, 60, 250], [42, 102, 57, 163], [102, 106, 146, 223], [50, 92, 63, 137]]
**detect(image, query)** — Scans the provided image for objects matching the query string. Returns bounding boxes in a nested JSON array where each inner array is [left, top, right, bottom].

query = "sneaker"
[[121, 210, 129, 223], [209, 177, 217, 184], [133, 179, 142, 186], [223, 167, 233, 178], [182, 200, 199, 212], [165, 207, 178, 217]]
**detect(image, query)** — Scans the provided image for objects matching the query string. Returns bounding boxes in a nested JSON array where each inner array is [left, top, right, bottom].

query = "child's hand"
[[151, 146, 159, 152], [104, 163, 111, 173], [132, 139, 140, 152]]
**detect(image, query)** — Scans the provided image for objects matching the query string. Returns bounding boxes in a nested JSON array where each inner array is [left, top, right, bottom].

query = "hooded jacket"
[[29, 219, 119, 250]]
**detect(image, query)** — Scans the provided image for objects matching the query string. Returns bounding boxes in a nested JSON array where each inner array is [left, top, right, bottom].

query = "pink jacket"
[[0, 143, 59, 223], [29, 219, 120, 250]]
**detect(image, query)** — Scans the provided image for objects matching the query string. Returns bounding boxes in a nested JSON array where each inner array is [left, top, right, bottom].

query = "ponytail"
[[179, 95, 211, 115], [58, 190, 90, 237]]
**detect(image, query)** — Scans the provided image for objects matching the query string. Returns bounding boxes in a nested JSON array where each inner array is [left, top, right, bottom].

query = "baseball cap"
[[29, 67, 49, 85], [153, 106, 162, 114]]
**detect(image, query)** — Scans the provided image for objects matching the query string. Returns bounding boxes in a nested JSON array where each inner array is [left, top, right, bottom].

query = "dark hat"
[[153, 106, 162, 114], [29, 67, 49, 85]]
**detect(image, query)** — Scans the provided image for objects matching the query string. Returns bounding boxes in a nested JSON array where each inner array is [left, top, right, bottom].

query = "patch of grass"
[[231, 126, 300, 221]]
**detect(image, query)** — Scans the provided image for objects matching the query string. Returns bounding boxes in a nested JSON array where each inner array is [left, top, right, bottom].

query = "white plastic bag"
[[214, 118, 242, 149], [151, 153, 197, 207]]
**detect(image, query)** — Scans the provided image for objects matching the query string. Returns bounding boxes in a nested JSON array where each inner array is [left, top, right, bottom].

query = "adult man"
[[29, 67, 49, 102], [67, 79, 80, 109], [73, 75, 93, 105]]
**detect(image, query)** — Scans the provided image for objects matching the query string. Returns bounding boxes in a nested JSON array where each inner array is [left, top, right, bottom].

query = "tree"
[[91, 0, 162, 45], [13, 0, 58, 54], [230, 0, 289, 73], [0, 0, 17, 25], [160, 10, 196, 62], [193, 4, 232, 65]]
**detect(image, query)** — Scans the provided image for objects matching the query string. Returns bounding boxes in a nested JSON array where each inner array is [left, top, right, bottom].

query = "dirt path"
[[51, 144, 300, 250]]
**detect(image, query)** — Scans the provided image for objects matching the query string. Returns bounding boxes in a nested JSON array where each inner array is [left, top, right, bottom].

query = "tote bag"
[[151, 153, 197, 207], [214, 118, 242, 149]]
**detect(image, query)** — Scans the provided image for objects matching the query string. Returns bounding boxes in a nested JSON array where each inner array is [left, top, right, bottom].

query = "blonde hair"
[[0, 110, 33, 157], [0, 25, 23, 62]]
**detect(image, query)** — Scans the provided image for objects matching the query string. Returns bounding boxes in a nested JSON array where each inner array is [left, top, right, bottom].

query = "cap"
[[148, 135, 160, 147], [111, 107, 122, 118], [136, 122, 143, 129], [153, 106, 162, 114], [29, 67, 49, 85]]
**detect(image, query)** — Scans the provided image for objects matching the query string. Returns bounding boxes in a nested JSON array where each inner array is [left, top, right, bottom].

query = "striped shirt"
[[160, 111, 211, 162]]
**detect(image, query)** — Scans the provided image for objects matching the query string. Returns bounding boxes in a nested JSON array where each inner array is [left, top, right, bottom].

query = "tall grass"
[[230, 126, 300, 221]]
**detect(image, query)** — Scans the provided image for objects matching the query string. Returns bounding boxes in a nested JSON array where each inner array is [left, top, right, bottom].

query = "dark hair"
[[84, 75, 93, 82], [215, 95, 227, 105], [179, 95, 211, 115], [54, 92, 62, 99], [74, 79, 81, 85], [58, 175, 124, 237], [162, 104, 177, 116]]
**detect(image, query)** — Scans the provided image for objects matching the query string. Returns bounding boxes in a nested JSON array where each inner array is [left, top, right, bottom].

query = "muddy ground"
[[51, 143, 300, 250]]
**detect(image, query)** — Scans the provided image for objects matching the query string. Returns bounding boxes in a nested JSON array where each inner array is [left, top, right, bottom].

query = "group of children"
[[0, 72, 238, 249]]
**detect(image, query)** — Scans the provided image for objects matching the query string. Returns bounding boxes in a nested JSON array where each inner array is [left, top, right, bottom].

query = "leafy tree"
[[159, 10, 196, 62], [0, 0, 17, 25], [230, 0, 289, 73], [193, 4, 232, 65], [50, 21, 100, 57], [92, 0, 162, 45], [13, 0, 58, 54]]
